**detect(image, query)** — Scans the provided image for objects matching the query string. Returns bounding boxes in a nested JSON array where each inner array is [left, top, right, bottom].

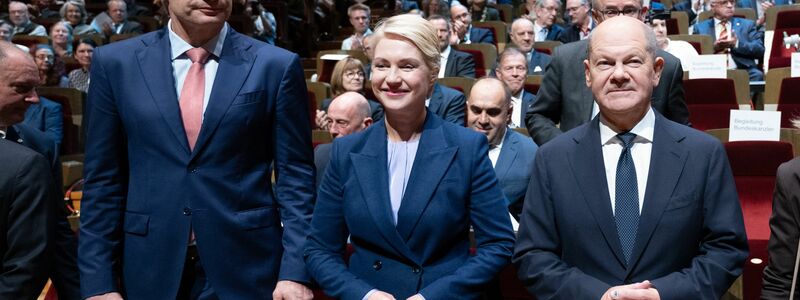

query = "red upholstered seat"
[[777, 77, 800, 127], [724, 141, 794, 300], [683, 78, 740, 131], [523, 83, 540, 96], [666, 18, 680, 35], [768, 10, 800, 69], [686, 40, 702, 55], [459, 48, 487, 78]]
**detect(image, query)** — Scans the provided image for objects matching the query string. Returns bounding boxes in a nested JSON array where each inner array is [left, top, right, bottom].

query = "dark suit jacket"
[[495, 129, 538, 220], [543, 23, 565, 41], [23, 97, 63, 149], [473, 7, 501, 21], [558, 22, 594, 44], [513, 112, 749, 299], [693, 17, 765, 80], [429, 83, 466, 125], [469, 26, 495, 44], [7, 124, 81, 300], [526, 39, 690, 145], [445, 48, 477, 78], [527, 50, 551, 75], [313, 143, 332, 189], [305, 112, 515, 299], [521, 90, 537, 113], [79, 27, 314, 299], [0, 139, 53, 300], [761, 157, 800, 299], [117, 20, 144, 35]]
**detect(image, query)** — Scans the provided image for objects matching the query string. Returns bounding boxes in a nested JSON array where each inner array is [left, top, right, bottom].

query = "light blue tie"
[[615, 132, 639, 264]]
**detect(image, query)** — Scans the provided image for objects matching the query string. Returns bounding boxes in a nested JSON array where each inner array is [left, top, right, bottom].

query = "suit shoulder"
[[442, 120, 488, 147], [661, 118, 722, 149], [777, 157, 800, 178], [539, 122, 588, 154], [438, 84, 465, 99], [96, 30, 159, 55], [552, 39, 587, 58], [0, 140, 48, 176], [507, 130, 538, 151]]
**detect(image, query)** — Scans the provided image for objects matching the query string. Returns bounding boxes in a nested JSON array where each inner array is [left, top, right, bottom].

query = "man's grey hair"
[[586, 21, 657, 61], [509, 17, 535, 34], [537, 0, 563, 8], [497, 46, 527, 68]]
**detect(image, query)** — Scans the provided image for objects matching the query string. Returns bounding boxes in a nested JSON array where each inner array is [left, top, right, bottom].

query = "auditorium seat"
[[523, 75, 543, 96], [669, 34, 713, 54], [473, 21, 508, 52], [312, 130, 332, 148], [454, 43, 498, 78], [37, 87, 86, 155], [764, 67, 800, 127], [497, 4, 514, 23], [532, 40, 561, 56], [765, 4, 800, 70], [438, 76, 476, 96], [306, 80, 331, 128], [681, 69, 752, 131], [668, 11, 690, 35], [109, 33, 139, 43], [11, 35, 49, 50]]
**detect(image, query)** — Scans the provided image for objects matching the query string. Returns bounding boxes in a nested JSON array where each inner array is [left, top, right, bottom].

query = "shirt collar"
[[441, 45, 451, 58], [713, 17, 730, 26], [168, 19, 228, 61], [513, 89, 524, 100], [599, 107, 655, 146], [491, 127, 508, 149], [0, 126, 6, 139]]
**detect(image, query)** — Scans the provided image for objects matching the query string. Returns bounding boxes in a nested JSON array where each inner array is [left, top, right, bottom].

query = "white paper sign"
[[791, 52, 800, 77], [729, 110, 781, 141], [319, 54, 350, 61], [688, 55, 728, 79]]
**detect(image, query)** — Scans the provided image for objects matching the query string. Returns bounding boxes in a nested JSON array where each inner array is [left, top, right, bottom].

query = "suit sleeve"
[[304, 141, 376, 299], [78, 45, 129, 298], [0, 153, 53, 300], [458, 53, 476, 79], [43, 101, 64, 148], [526, 47, 565, 145], [761, 159, 800, 299], [650, 141, 748, 300], [731, 22, 764, 59], [512, 148, 612, 299], [273, 54, 315, 283], [443, 91, 466, 126], [662, 56, 690, 126], [418, 134, 516, 299]]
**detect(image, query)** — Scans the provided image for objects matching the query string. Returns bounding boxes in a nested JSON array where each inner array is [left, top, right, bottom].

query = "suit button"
[[373, 260, 382, 270], [183, 207, 192, 216], [190, 167, 198, 173], [412, 266, 420, 274]]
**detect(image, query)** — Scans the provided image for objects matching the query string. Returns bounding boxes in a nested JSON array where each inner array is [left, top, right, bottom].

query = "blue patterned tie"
[[615, 132, 639, 264]]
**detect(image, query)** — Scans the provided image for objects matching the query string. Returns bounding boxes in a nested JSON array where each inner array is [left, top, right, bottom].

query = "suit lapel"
[[428, 84, 444, 115], [568, 118, 627, 265], [190, 29, 255, 160], [494, 130, 517, 181], [137, 30, 188, 152], [351, 122, 420, 263], [395, 114, 457, 241], [445, 50, 456, 77], [626, 114, 688, 275]]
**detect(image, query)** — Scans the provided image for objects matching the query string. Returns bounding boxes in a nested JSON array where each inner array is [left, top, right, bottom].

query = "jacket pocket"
[[235, 206, 277, 230], [123, 212, 150, 236]]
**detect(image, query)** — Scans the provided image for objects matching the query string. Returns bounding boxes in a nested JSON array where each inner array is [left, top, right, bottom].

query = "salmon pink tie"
[[180, 47, 210, 151]]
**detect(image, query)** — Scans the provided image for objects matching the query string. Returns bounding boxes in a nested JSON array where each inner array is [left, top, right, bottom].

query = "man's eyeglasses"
[[598, 7, 641, 17]]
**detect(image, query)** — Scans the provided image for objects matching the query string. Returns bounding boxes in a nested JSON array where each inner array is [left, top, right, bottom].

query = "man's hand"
[[315, 109, 330, 130], [368, 291, 396, 300], [714, 31, 737, 52], [273, 280, 313, 300], [406, 294, 424, 300], [86, 292, 124, 300], [101, 22, 113, 36], [601, 280, 660, 300], [452, 20, 467, 39], [757, 1, 774, 26]]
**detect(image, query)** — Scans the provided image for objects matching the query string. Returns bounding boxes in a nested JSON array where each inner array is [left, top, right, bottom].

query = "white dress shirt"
[[599, 108, 655, 214], [342, 28, 373, 50], [533, 23, 547, 42], [510, 90, 524, 128], [169, 20, 228, 117], [438, 45, 451, 78], [488, 129, 506, 167]]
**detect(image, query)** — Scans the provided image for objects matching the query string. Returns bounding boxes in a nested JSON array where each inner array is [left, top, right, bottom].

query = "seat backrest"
[[669, 11, 690, 35], [11, 35, 50, 49], [765, 67, 791, 109], [533, 40, 561, 56], [497, 4, 514, 23], [473, 21, 508, 51], [524, 75, 543, 95], [766, 4, 800, 30], [725, 141, 793, 176], [37, 87, 86, 155], [669, 34, 713, 54], [109, 33, 139, 43], [454, 43, 498, 78], [437, 77, 477, 97], [306, 81, 331, 110]]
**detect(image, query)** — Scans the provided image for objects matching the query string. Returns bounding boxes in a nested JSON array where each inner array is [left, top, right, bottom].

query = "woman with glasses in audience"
[[33, 44, 69, 87], [60, 1, 96, 35], [68, 38, 95, 92], [49, 21, 74, 58], [305, 14, 515, 300], [316, 57, 384, 130]]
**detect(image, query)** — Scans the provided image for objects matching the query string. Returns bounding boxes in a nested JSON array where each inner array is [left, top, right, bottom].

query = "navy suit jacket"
[[444, 48, 477, 78], [527, 50, 551, 75], [429, 83, 466, 125], [23, 97, 63, 149], [513, 112, 749, 300], [521, 90, 537, 115], [494, 129, 537, 219], [305, 112, 515, 299], [672, 0, 699, 24], [693, 17, 765, 80], [79, 26, 314, 299], [543, 24, 565, 41], [469, 26, 495, 44]]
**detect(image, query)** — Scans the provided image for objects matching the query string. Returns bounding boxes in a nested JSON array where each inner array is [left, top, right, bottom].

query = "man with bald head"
[[314, 92, 373, 187], [466, 78, 537, 220], [509, 18, 551, 75], [514, 17, 748, 300], [526, 0, 689, 145]]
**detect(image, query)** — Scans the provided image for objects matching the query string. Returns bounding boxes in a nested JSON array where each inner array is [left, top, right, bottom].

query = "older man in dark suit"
[[429, 14, 476, 78]]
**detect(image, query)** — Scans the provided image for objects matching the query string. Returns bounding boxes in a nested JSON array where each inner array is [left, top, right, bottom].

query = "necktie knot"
[[617, 132, 636, 150], [186, 47, 210, 64]]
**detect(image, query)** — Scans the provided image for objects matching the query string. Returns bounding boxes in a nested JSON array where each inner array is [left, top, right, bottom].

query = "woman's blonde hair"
[[330, 57, 366, 97], [371, 14, 441, 73]]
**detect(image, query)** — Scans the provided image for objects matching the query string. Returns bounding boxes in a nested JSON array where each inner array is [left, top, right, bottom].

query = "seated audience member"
[[451, 3, 495, 44], [8, 1, 47, 36], [93, 0, 143, 38], [495, 47, 537, 128], [761, 126, 800, 298], [733, 0, 792, 27], [466, 77, 537, 220], [68, 38, 95, 93], [23, 96, 63, 150], [693, 0, 764, 81], [509, 17, 551, 74], [651, 13, 698, 67], [341, 4, 372, 51], [34, 44, 69, 87], [533, 0, 565, 41], [422, 0, 451, 18], [559, 0, 595, 43], [526, 0, 689, 145], [469, 0, 501, 21], [0, 20, 13, 41], [430, 82, 468, 125], [50, 21, 74, 58], [32, 0, 59, 19], [316, 57, 383, 130], [514, 17, 748, 299], [249, 0, 277, 45], [314, 92, 373, 188], [60, 1, 97, 35], [429, 14, 476, 78]]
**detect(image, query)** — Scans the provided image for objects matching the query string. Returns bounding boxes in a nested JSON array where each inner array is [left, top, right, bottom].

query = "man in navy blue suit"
[[450, 3, 495, 44], [429, 83, 467, 125], [693, 0, 765, 81], [429, 15, 476, 78], [495, 46, 538, 128], [78, 0, 315, 297], [466, 78, 537, 220], [509, 18, 552, 75], [514, 17, 748, 299]]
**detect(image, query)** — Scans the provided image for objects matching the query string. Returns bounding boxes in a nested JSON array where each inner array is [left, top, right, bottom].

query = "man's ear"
[[584, 58, 592, 88], [651, 56, 665, 87]]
